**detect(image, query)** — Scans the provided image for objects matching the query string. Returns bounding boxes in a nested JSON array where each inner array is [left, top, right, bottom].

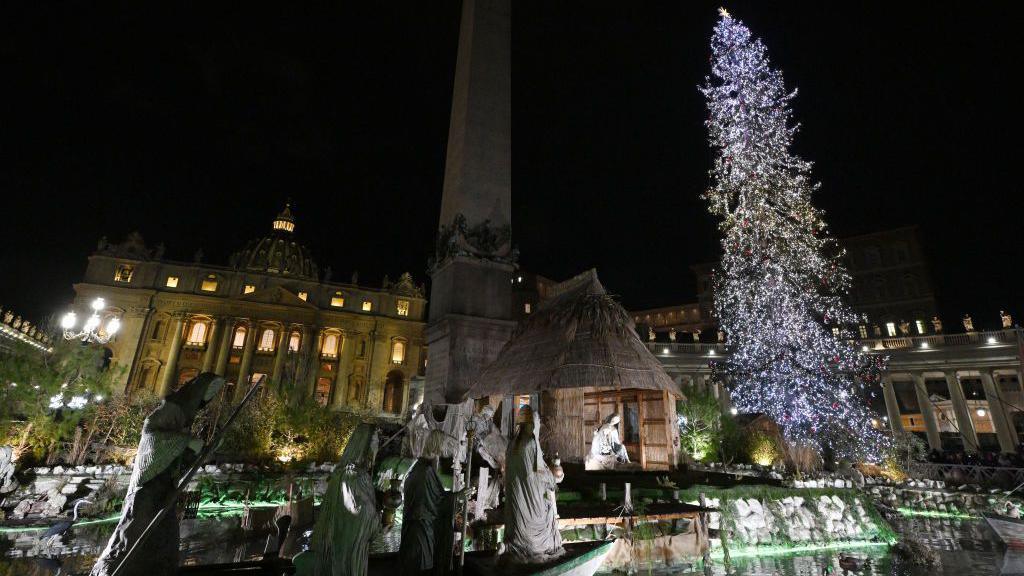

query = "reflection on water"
[[0, 514, 1016, 575]]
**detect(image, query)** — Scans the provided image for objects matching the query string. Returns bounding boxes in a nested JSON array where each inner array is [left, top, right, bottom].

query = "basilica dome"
[[230, 204, 319, 280]]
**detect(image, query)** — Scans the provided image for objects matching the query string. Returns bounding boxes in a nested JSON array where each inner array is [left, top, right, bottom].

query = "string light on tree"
[[701, 9, 889, 459]]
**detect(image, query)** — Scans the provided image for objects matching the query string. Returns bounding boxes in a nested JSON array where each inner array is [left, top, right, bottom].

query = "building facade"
[[632, 227, 940, 342], [70, 205, 427, 419]]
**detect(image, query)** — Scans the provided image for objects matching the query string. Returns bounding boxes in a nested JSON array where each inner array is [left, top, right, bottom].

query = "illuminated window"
[[396, 299, 410, 316], [201, 275, 218, 292], [322, 333, 339, 357], [831, 327, 840, 337], [114, 264, 134, 283], [915, 320, 926, 335], [232, 326, 247, 348], [331, 292, 345, 307], [858, 325, 868, 339], [186, 321, 208, 345], [243, 284, 256, 294], [391, 340, 406, 364], [298, 291, 308, 301], [288, 331, 301, 352], [258, 328, 275, 351], [166, 276, 179, 288], [885, 322, 897, 337], [525, 303, 532, 314], [362, 301, 372, 312]]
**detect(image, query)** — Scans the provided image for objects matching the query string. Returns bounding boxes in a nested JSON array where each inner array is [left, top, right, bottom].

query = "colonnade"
[[154, 314, 325, 399], [881, 368, 1024, 453]]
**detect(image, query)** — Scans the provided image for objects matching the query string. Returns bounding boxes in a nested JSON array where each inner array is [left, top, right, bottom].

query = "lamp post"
[[61, 297, 120, 344]]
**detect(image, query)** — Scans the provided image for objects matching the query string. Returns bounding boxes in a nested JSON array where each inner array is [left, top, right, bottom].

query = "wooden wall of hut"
[[540, 388, 588, 463]]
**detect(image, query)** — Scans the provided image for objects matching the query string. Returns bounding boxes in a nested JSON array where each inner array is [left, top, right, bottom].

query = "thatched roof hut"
[[466, 269, 680, 399], [467, 269, 682, 470]]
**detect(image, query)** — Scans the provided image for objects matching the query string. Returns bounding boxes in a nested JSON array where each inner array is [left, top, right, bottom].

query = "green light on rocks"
[[897, 507, 977, 520], [710, 539, 891, 560]]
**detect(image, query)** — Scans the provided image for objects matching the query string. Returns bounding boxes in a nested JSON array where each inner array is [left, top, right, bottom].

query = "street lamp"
[[61, 297, 120, 344]]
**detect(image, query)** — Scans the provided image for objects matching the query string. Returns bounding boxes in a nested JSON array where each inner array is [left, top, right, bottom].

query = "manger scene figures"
[[500, 405, 564, 564], [91, 373, 224, 576], [294, 423, 381, 576]]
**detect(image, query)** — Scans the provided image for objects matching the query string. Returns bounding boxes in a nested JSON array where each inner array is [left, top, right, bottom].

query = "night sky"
[[2, 2, 1021, 327]]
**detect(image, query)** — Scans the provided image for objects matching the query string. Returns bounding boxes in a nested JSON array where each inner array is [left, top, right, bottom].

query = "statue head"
[[479, 405, 495, 419], [603, 413, 621, 426]]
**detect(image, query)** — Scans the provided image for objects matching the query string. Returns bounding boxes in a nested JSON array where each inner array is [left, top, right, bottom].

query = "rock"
[[60, 483, 78, 495], [52, 466, 65, 475], [747, 498, 764, 516], [734, 499, 751, 517]]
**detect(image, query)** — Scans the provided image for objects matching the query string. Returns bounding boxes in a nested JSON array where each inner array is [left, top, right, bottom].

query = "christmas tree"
[[701, 9, 888, 459]]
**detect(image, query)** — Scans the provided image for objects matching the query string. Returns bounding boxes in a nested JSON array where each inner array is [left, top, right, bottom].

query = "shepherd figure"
[[91, 373, 224, 576]]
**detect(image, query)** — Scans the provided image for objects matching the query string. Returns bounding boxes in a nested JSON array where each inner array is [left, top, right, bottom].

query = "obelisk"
[[426, 0, 514, 404]]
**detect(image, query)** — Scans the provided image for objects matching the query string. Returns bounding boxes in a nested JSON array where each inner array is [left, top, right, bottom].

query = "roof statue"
[[467, 269, 679, 399]]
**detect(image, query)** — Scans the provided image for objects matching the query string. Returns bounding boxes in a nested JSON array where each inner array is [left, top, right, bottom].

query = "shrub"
[[746, 430, 783, 466]]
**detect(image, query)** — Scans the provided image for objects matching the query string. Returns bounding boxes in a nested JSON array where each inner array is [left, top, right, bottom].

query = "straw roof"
[[465, 269, 680, 399]]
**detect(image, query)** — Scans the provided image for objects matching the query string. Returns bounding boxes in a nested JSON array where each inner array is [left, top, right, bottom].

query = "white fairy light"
[[67, 396, 88, 410], [49, 394, 65, 409], [700, 11, 889, 459]]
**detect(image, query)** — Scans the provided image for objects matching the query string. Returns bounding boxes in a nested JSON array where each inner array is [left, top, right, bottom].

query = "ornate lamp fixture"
[[61, 297, 120, 344]]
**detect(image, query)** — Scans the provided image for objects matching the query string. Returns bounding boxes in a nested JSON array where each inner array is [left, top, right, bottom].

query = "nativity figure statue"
[[294, 424, 381, 576], [90, 373, 224, 576], [500, 406, 564, 565]]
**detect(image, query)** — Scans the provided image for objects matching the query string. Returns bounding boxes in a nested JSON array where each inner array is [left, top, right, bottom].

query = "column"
[[201, 317, 222, 373], [213, 319, 235, 376], [911, 373, 942, 451], [157, 313, 185, 397], [981, 370, 1018, 453], [717, 383, 734, 414], [305, 326, 321, 398], [945, 371, 980, 453], [236, 322, 258, 396], [293, 325, 315, 403], [270, 327, 289, 392], [881, 376, 905, 434], [333, 331, 358, 408], [695, 374, 708, 396]]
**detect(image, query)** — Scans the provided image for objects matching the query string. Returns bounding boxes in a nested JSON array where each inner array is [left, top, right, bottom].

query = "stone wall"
[[1, 463, 335, 522]]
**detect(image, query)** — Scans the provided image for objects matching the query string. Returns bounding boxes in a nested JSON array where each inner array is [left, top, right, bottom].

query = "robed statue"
[[588, 413, 630, 466], [398, 430, 455, 575], [295, 424, 381, 576], [467, 404, 507, 470], [501, 406, 564, 565], [91, 373, 224, 576]]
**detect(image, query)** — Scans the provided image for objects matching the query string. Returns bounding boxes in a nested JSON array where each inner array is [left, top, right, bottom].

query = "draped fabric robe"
[[297, 424, 380, 576], [398, 458, 449, 575], [91, 374, 223, 576], [502, 419, 564, 564]]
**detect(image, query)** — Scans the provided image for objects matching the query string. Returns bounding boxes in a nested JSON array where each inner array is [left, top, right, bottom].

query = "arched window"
[[288, 331, 301, 352], [186, 321, 208, 345], [322, 333, 339, 357], [258, 328, 276, 351], [391, 340, 406, 364], [233, 326, 247, 348]]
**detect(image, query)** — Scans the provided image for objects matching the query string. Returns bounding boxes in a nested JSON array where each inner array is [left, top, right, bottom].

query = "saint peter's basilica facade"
[[71, 204, 426, 419]]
